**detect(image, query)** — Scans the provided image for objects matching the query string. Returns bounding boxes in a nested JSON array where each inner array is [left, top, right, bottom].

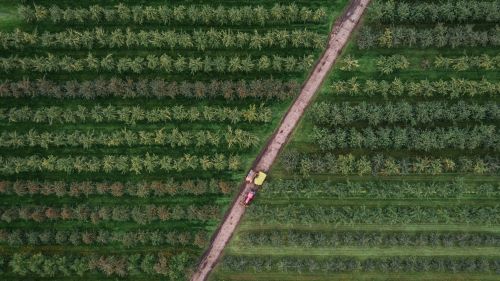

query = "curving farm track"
[[189, 1, 372, 280]]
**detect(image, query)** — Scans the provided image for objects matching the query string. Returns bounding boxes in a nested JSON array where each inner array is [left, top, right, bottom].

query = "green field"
[[0, 0, 349, 279], [213, 0, 500, 280]]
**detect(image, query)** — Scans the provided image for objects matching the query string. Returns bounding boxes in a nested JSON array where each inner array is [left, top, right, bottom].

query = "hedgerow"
[[330, 78, 500, 98], [222, 255, 500, 273], [0, 204, 221, 224], [0, 28, 325, 50], [238, 230, 500, 248], [0, 78, 300, 100], [310, 101, 500, 127], [312, 125, 499, 152], [1, 104, 272, 125], [249, 204, 500, 224], [0, 154, 242, 175], [0, 127, 259, 149], [0, 179, 236, 197], [19, 4, 327, 26], [281, 151, 499, 176], [261, 179, 500, 199], [0, 53, 315, 74], [357, 25, 500, 49], [0, 229, 209, 248]]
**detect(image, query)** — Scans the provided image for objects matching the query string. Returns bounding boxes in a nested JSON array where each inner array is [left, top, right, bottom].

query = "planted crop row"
[[0, 204, 220, 224], [0, 78, 300, 100], [0, 53, 315, 74], [238, 230, 500, 248], [249, 204, 500, 225], [0, 28, 325, 50], [330, 78, 500, 98], [1, 104, 272, 125], [0, 127, 259, 149], [310, 101, 500, 127], [0, 179, 236, 197], [312, 125, 499, 152], [357, 25, 500, 49], [368, 1, 500, 24], [19, 4, 326, 26], [0, 154, 242, 175], [6, 252, 189, 277], [221, 255, 500, 273], [0, 229, 208, 248], [432, 54, 500, 71], [282, 152, 499, 176], [261, 179, 500, 199]]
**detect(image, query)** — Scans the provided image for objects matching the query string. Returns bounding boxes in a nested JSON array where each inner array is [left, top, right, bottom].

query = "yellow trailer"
[[253, 171, 267, 186]]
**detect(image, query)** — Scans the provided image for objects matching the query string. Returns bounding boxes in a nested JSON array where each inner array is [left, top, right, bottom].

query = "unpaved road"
[[189, 1, 371, 280]]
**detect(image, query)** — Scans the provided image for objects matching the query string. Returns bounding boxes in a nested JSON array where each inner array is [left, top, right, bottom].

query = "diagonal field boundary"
[[189, 1, 372, 280]]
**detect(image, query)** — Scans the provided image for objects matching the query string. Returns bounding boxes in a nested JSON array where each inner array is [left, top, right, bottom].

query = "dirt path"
[[189, 1, 371, 280]]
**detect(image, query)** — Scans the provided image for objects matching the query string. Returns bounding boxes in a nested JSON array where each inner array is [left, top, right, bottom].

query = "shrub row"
[[7, 252, 189, 277], [19, 4, 327, 25], [239, 230, 500, 248], [330, 78, 500, 98], [0, 53, 315, 74], [368, 1, 500, 24], [0, 127, 259, 149], [222, 255, 500, 273], [0, 229, 208, 248], [433, 54, 500, 71], [0, 78, 300, 100], [357, 25, 500, 49], [281, 152, 500, 176], [312, 125, 499, 152], [310, 101, 500, 127], [1, 104, 272, 125], [261, 179, 500, 199], [0, 154, 242, 175], [0, 179, 236, 197], [0, 204, 220, 224], [0, 28, 325, 50], [249, 204, 500, 225]]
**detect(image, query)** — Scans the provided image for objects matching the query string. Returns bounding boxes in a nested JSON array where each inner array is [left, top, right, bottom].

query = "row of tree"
[[0, 204, 220, 224], [239, 230, 500, 248], [0, 78, 300, 100], [330, 77, 499, 98], [0, 127, 259, 149], [281, 152, 499, 176], [368, 0, 500, 24], [433, 54, 500, 71], [357, 25, 500, 49], [261, 179, 500, 199], [222, 255, 499, 273], [2, 104, 272, 125], [0, 53, 315, 74], [0, 179, 236, 197], [312, 125, 499, 152], [0, 153, 242, 175], [376, 54, 409, 74], [19, 4, 327, 25], [0, 228, 208, 248], [249, 204, 500, 225], [310, 101, 500, 127], [8, 252, 189, 278], [0, 28, 325, 50]]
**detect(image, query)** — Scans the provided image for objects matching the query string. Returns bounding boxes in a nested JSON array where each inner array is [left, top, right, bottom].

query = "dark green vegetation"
[[0, 0, 343, 279], [213, 0, 500, 280]]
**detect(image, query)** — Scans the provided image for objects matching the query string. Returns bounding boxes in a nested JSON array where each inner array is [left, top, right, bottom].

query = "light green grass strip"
[[227, 246, 500, 257]]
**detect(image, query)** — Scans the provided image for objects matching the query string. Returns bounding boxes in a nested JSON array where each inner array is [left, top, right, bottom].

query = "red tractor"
[[242, 190, 256, 207]]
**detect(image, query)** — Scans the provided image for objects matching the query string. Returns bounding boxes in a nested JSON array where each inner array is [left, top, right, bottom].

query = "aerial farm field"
[[214, 1, 500, 280], [0, 0, 346, 279]]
